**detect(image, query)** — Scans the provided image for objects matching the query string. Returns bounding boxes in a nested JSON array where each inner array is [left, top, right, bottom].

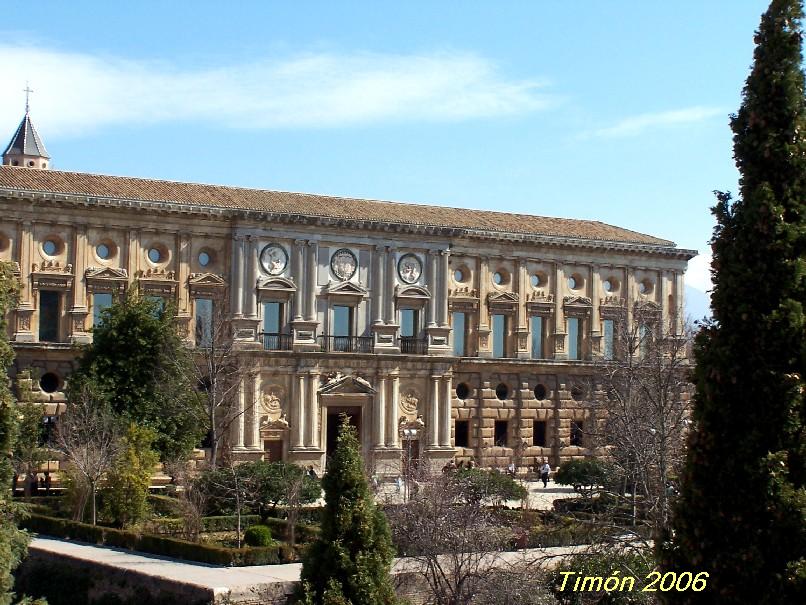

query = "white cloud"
[[685, 252, 713, 293], [587, 106, 725, 139], [0, 45, 552, 136]]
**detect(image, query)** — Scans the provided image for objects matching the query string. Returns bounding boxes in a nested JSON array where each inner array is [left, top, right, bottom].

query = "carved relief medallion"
[[330, 248, 357, 280], [260, 244, 288, 276], [400, 391, 419, 414], [397, 253, 422, 284]]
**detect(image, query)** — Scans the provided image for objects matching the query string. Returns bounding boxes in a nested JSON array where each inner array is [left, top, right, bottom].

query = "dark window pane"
[[494, 420, 508, 447], [571, 421, 584, 447], [400, 308, 417, 337], [603, 319, 614, 360], [333, 305, 352, 337], [533, 420, 547, 447], [455, 420, 469, 447], [39, 290, 59, 342], [568, 317, 580, 360], [146, 295, 165, 317]]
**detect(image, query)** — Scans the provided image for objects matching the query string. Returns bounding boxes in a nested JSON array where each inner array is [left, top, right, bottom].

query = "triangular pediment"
[[189, 272, 227, 287], [257, 276, 296, 292], [318, 372, 376, 395], [86, 266, 128, 280], [396, 284, 431, 299], [635, 300, 661, 312], [324, 280, 369, 297], [488, 291, 519, 304]]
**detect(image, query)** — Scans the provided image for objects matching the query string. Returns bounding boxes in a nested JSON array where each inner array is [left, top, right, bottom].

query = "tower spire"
[[3, 85, 50, 169]]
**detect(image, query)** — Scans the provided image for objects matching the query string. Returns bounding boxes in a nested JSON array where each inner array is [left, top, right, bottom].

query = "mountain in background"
[[684, 284, 711, 324]]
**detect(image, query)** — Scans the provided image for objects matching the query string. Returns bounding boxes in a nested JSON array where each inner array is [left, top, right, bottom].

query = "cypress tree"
[[663, 1, 806, 602], [298, 418, 397, 605]]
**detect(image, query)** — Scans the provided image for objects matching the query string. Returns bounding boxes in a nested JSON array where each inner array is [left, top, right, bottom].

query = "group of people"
[[441, 457, 553, 488], [441, 458, 476, 473]]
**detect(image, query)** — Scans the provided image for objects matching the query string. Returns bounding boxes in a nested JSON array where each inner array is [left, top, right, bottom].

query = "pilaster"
[[69, 225, 90, 344], [13, 221, 33, 342], [374, 375, 387, 449]]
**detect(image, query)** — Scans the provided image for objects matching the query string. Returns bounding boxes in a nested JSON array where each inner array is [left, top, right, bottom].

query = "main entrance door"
[[326, 406, 362, 457]]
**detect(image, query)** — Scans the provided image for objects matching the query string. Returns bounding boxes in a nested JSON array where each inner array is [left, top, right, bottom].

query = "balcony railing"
[[319, 335, 373, 353], [261, 332, 293, 351], [400, 337, 428, 355]]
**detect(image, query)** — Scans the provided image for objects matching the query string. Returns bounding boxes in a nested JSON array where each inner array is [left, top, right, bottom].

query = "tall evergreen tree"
[[298, 418, 397, 605], [663, 1, 806, 602]]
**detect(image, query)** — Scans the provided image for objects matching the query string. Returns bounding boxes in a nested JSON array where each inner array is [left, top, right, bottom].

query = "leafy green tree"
[[10, 403, 48, 497], [663, 1, 806, 602], [298, 418, 397, 605], [103, 423, 159, 528], [554, 458, 613, 499], [70, 291, 204, 461], [454, 467, 528, 505]]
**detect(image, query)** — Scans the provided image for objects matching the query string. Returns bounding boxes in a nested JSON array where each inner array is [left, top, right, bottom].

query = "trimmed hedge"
[[22, 513, 292, 566], [244, 524, 273, 547], [145, 514, 319, 543]]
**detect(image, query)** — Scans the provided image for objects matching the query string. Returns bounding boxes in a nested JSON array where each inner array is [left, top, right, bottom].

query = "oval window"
[[43, 240, 58, 256], [534, 384, 547, 400], [530, 274, 541, 287], [39, 372, 60, 394], [96, 243, 110, 260], [456, 383, 470, 400], [567, 276, 578, 290], [199, 251, 211, 267], [495, 383, 509, 401], [493, 272, 503, 285], [454, 269, 465, 283], [148, 248, 162, 263]]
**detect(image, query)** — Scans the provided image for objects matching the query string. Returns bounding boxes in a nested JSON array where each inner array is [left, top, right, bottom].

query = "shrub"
[[243, 524, 273, 547], [554, 458, 612, 496]]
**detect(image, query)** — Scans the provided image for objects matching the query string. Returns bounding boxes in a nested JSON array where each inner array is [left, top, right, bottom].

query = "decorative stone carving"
[[400, 391, 419, 414], [330, 248, 357, 281], [259, 244, 288, 276], [397, 253, 422, 284]]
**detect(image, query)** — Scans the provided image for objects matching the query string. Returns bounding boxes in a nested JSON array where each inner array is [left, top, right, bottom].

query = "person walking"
[[540, 460, 551, 488]]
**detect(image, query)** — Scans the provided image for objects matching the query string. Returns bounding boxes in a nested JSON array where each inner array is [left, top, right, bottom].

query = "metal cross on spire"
[[24, 83, 33, 114]]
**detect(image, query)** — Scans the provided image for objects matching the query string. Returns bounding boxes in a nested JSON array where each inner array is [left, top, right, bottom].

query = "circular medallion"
[[260, 244, 288, 275], [397, 253, 422, 284], [331, 248, 357, 280]]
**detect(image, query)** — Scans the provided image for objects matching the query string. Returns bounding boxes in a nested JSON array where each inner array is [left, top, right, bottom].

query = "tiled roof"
[[2, 115, 50, 159], [0, 166, 675, 246]]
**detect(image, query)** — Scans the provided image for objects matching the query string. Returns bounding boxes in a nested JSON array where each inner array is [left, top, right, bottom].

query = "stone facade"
[[0, 115, 695, 475]]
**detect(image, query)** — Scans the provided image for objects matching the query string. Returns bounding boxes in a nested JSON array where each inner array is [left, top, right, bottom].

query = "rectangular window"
[[455, 420, 469, 447], [603, 319, 614, 360], [570, 420, 584, 447], [452, 311, 466, 357], [400, 308, 418, 337], [530, 315, 543, 359], [494, 420, 508, 447], [492, 313, 507, 358], [639, 323, 650, 359], [533, 420, 547, 447], [332, 305, 353, 352], [263, 301, 282, 333], [195, 298, 213, 348], [333, 305, 353, 337], [92, 292, 113, 328], [146, 295, 165, 317], [567, 317, 581, 360], [38, 290, 60, 342]]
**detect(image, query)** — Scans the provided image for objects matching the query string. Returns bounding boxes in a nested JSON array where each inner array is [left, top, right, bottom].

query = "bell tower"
[[3, 85, 50, 170]]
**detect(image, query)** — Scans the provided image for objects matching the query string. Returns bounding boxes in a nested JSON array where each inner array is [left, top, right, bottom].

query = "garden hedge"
[[22, 513, 293, 566]]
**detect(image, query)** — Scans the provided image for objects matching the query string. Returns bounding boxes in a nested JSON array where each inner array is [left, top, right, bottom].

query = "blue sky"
[[0, 1, 775, 308]]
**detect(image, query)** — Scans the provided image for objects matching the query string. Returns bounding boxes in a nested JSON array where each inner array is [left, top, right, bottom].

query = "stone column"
[[373, 245, 385, 325], [478, 256, 490, 328], [306, 241, 318, 321], [18, 221, 32, 304], [385, 247, 396, 323], [244, 236, 258, 319], [177, 232, 191, 314], [626, 267, 636, 327], [517, 260, 527, 330], [553, 263, 565, 358], [429, 375, 440, 447], [387, 373, 400, 447], [292, 240, 305, 321], [231, 236, 244, 317], [292, 373, 306, 449], [73, 225, 88, 308], [439, 374, 452, 447], [249, 372, 262, 450], [438, 249, 450, 326], [374, 375, 387, 448], [590, 264, 601, 329], [675, 272, 685, 334], [305, 372, 319, 448], [127, 229, 140, 285], [231, 378, 245, 449], [427, 250, 438, 326], [660, 270, 669, 330]]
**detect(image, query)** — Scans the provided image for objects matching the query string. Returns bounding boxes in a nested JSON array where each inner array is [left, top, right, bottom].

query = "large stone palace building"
[[0, 109, 695, 475]]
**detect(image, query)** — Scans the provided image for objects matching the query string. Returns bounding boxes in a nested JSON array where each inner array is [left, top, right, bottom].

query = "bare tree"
[[53, 383, 119, 525], [388, 470, 514, 605], [163, 458, 207, 541], [589, 306, 693, 536], [187, 296, 247, 469]]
